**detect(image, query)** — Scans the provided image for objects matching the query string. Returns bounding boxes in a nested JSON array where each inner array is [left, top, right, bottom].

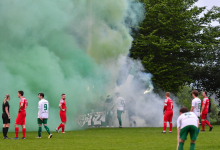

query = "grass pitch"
[[0, 125, 219, 150]]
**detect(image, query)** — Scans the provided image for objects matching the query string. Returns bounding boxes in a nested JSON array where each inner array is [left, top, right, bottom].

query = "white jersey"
[[177, 112, 198, 129], [38, 99, 49, 118], [192, 97, 201, 117], [117, 97, 125, 111]]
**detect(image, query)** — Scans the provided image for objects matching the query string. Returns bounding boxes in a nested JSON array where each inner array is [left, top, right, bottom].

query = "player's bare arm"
[[5, 106, 10, 119], [163, 104, 167, 114], [177, 127, 180, 150], [59, 104, 65, 111], [19, 103, 24, 112], [200, 105, 205, 116], [190, 106, 194, 112]]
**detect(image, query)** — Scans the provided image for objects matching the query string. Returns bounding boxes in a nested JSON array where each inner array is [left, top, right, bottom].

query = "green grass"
[[0, 125, 220, 150]]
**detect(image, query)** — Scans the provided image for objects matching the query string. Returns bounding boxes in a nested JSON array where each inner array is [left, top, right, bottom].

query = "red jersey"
[[19, 97, 28, 112], [59, 99, 66, 113], [202, 97, 209, 114], [164, 98, 173, 112]]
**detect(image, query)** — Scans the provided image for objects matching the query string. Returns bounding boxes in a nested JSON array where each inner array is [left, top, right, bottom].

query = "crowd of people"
[[2, 91, 67, 139], [112, 90, 213, 150], [161, 90, 213, 150], [2, 89, 214, 150]]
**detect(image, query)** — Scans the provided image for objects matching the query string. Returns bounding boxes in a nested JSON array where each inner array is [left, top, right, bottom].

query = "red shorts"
[[60, 112, 67, 123], [201, 113, 207, 120], [15, 111, 26, 125], [164, 111, 173, 122]]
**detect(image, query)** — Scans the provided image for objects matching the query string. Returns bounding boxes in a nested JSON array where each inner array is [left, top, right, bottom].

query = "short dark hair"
[[180, 107, 189, 113], [38, 93, 44, 98], [18, 91, 24, 96], [192, 90, 199, 97], [61, 94, 65, 96], [203, 91, 207, 96]]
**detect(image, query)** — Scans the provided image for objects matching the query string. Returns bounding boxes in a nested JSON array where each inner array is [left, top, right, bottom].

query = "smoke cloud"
[[0, 0, 179, 131], [0, 0, 146, 131]]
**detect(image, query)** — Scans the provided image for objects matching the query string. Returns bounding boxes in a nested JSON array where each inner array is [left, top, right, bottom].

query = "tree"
[[130, 0, 220, 93], [191, 25, 220, 102]]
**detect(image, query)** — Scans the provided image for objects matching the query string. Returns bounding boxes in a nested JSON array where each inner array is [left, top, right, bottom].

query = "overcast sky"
[[195, 0, 220, 26]]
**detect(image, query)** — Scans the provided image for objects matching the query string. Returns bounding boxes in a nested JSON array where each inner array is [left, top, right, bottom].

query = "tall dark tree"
[[130, 0, 220, 93]]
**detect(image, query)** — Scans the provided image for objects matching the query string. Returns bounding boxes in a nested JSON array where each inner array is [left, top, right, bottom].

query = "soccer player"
[[177, 107, 199, 150], [190, 90, 201, 133], [116, 92, 125, 128], [200, 91, 213, 131], [14, 91, 28, 139], [56, 94, 67, 133], [162, 92, 173, 133], [36, 93, 52, 138], [2, 94, 11, 139]]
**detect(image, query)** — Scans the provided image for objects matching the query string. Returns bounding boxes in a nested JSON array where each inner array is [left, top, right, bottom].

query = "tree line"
[[130, 0, 220, 101]]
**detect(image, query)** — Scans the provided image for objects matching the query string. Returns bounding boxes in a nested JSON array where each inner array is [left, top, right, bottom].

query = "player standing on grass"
[[2, 94, 11, 139], [116, 92, 125, 128], [36, 93, 52, 138], [176, 107, 199, 150], [56, 94, 67, 133], [162, 92, 173, 133], [14, 91, 28, 139], [200, 91, 213, 131], [190, 90, 201, 133]]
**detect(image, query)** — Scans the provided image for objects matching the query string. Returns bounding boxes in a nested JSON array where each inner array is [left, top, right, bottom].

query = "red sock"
[[169, 123, 172, 132], [62, 124, 65, 132], [22, 128, 26, 138], [205, 120, 211, 127], [58, 123, 62, 130], [202, 121, 205, 130], [15, 127, 19, 138], [163, 122, 167, 131]]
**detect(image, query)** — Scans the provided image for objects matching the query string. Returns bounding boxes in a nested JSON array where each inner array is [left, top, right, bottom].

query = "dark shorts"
[[2, 113, 10, 124], [37, 118, 48, 124], [180, 125, 198, 141]]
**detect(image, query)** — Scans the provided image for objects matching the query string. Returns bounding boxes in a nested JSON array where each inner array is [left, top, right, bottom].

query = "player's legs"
[[42, 118, 52, 137], [14, 114, 20, 139], [21, 112, 26, 139], [190, 140, 196, 150], [4, 122, 10, 138], [201, 114, 207, 131], [117, 110, 122, 127], [37, 118, 42, 138], [21, 125, 26, 139], [189, 125, 198, 150], [163, 113, 168, 133], [61, 113, 66, 133], [57, 113, 66, 133], [178, 139, 185, 150], [178, 126, 190, 150], [2, 115, 10, 138], [168, 112, 173, 133]]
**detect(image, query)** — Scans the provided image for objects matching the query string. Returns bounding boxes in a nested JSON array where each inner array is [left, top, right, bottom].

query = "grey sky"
[[195, 0, 220, 26]]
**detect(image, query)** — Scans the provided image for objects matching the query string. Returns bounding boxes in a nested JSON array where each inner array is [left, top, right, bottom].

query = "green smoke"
[[0, 0, 144, 131]]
